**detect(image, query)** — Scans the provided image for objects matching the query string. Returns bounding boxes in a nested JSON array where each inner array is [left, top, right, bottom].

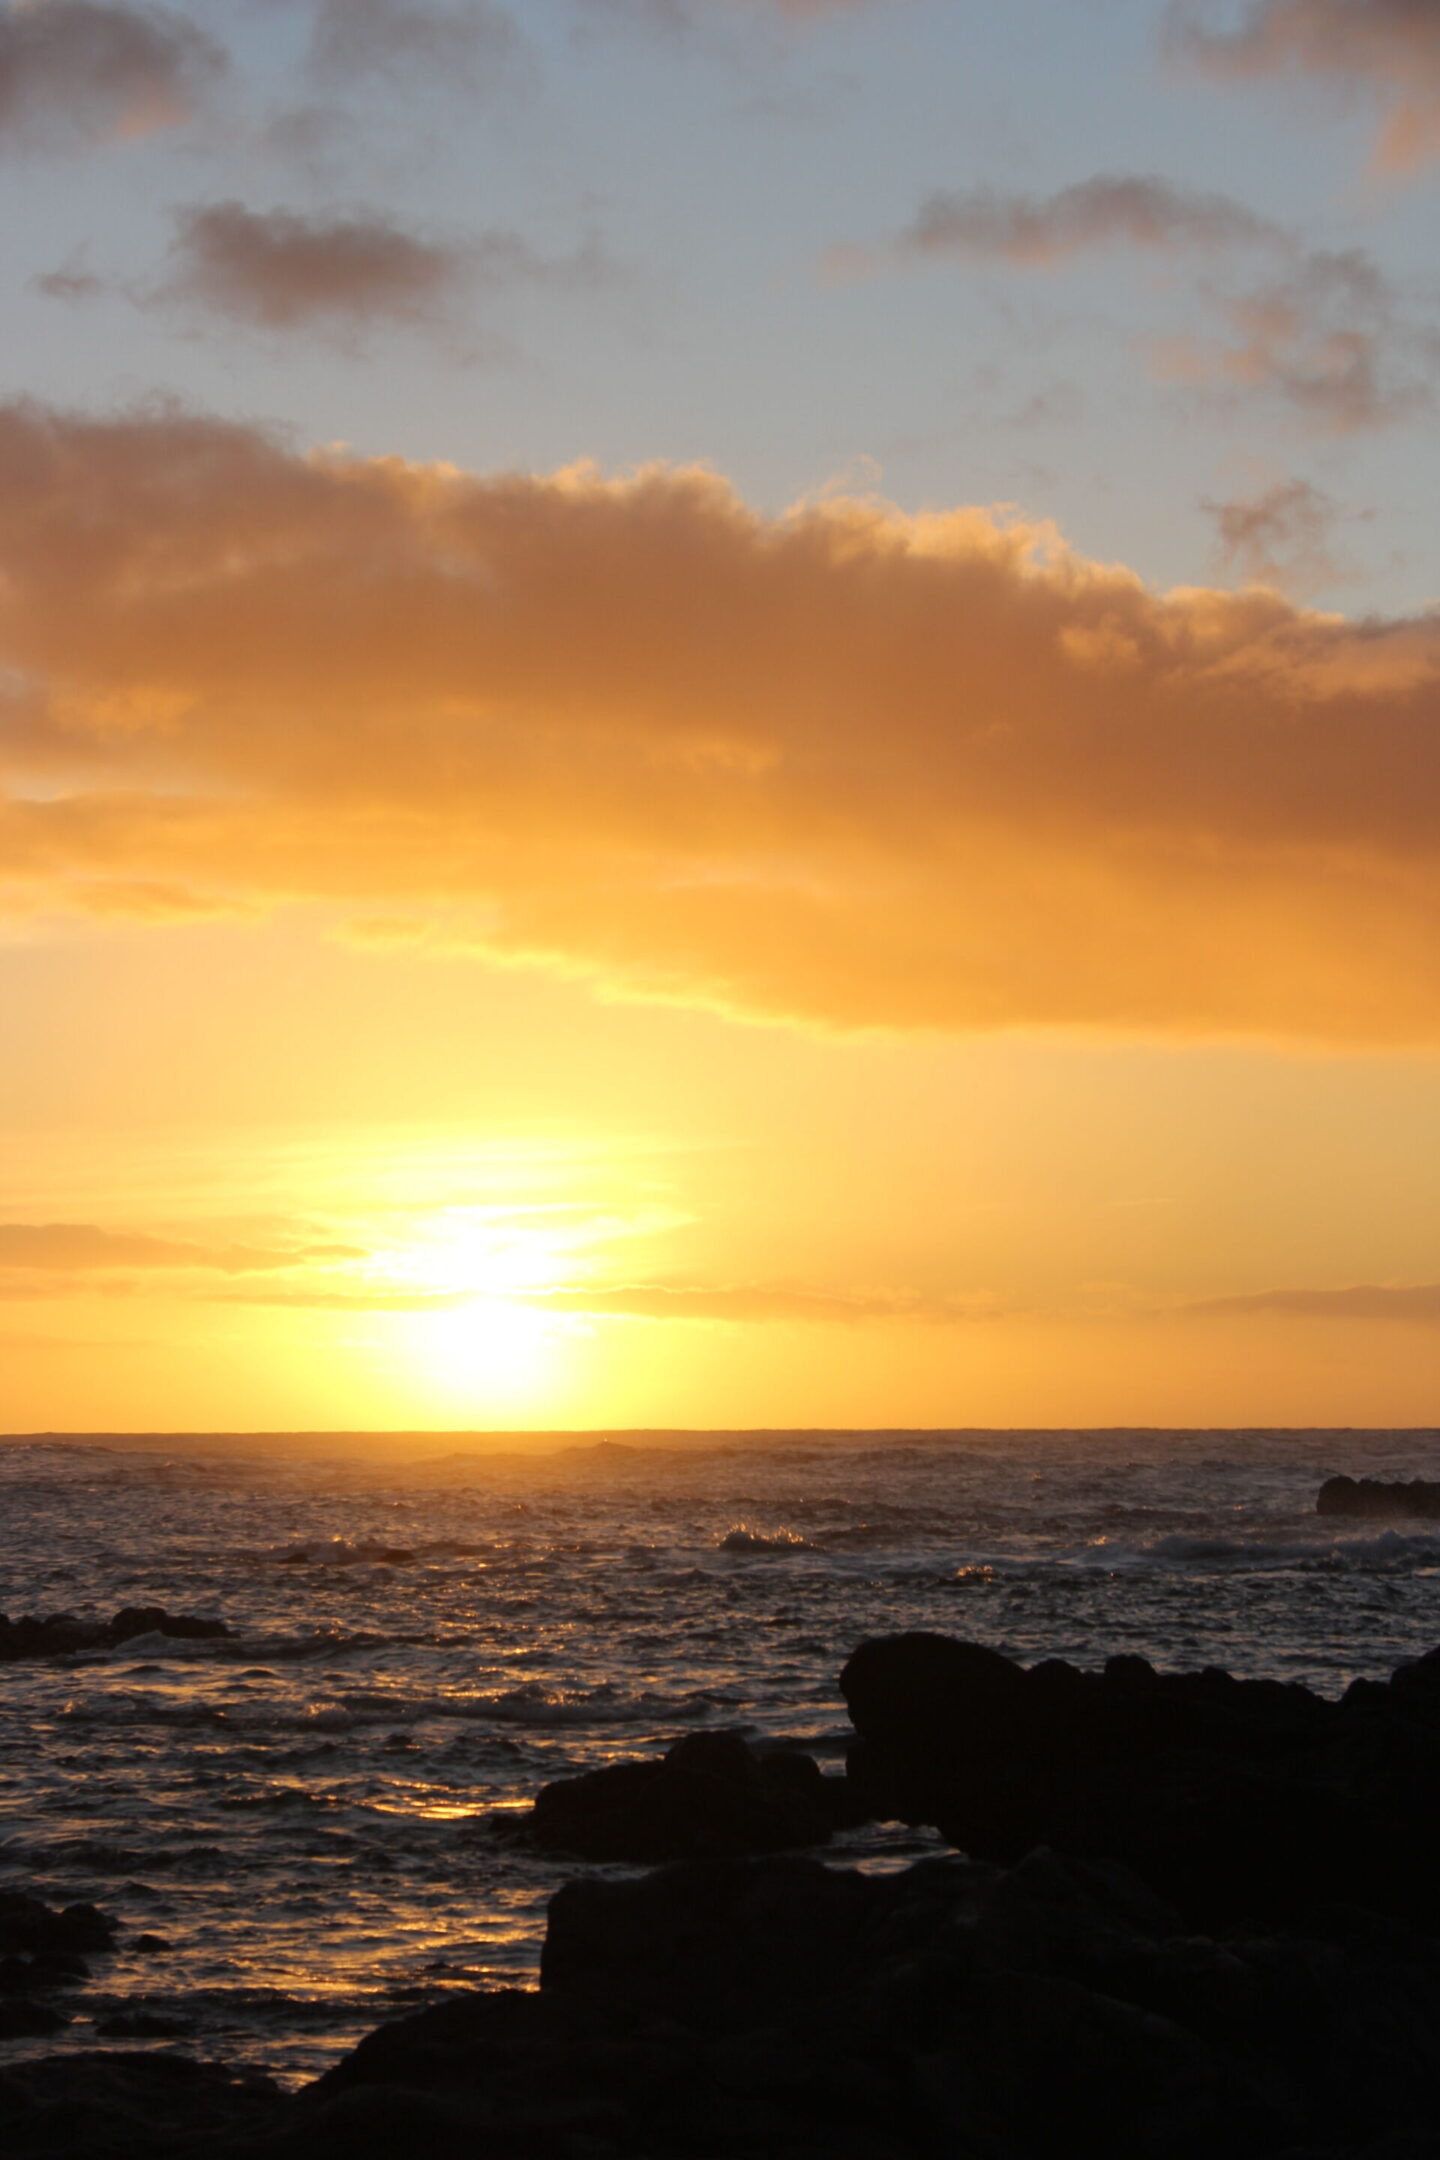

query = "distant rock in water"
[[0, 1606, 229, 1661], [278, 1540, 416, 1566], [531, 1730, 856, 1861], [1317, 1473, 1440, 1518]]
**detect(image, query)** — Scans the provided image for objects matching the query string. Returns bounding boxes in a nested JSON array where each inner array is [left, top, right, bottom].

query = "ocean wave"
[[57, 1679, 735, 1735], [718, 1523, 815, 1553], [274, 1539, 421, 1567]]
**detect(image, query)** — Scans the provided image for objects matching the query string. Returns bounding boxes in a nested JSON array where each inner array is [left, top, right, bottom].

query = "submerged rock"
[[531, 1729, 851, 1861], [1317, 1474, 1440, 1519]]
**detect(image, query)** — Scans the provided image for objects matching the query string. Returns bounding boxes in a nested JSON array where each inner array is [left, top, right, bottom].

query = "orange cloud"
[[0, 1, 224, 150], [1172, 0, 1440, 172], [0, 1222, 364, 1275], [205, 1279, 1000, 1322], [7, 401, 1440, 1042], [529, 1283, 998, 1324]]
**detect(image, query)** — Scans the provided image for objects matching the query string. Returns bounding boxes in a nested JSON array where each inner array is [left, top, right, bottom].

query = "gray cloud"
[[305, 0, 523, 88], [142, 201, 610, 345], [1171, 0, 1440, 172], [1202, 477, 1359, 593], [853, 172, 1436, 434], [900, 175, 1283, 266], [0, 1, 225, 151], [1159, 246, 1435, 433], [158, 200, 471, 335], [1186, 1282, 1440, 1323], [31, 260, 103, 300]]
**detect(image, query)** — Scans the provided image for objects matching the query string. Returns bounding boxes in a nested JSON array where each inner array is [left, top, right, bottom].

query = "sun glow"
[[400, 1297, 570, 1404], [365, 1210, 597, 1407], [379, 1210, 573, 1300]]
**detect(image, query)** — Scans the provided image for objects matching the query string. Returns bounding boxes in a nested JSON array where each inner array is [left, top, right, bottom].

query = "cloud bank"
[[7, 402, 1440, 1043], [1173, 0, 1440, 172], [0, 0, 223, 150]]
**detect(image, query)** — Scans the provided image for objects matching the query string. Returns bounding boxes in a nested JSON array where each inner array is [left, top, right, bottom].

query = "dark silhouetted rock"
[[94, 2008, 195, 2038], [531, 1729, 846, 1860], [1318, 1474, 1440, 1519], [0, 1607, 229, 1661], [0, 1891, 117, 1960], [840, 1631, 1440, 1926], [107, 1606, 230, 1644], [0, 2050, 284, 2160], [204, 1843, 1440, 2160], [0, 1998, 67, 2039]]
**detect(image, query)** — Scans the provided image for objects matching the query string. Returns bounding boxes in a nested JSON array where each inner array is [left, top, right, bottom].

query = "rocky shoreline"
[[8, 1628, 1440, 2156]]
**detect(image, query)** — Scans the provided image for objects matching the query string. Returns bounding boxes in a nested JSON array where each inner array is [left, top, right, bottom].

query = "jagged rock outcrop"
[[217, 1845, 1440, 2159], [531, 1729, 856, 1861], [1317, 1474, 1440, 1518], [841, 1630, 1440, 1925]]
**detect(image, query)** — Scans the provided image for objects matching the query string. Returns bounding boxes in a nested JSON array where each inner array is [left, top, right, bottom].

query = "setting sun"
[[400, 1298, 574, 1407]]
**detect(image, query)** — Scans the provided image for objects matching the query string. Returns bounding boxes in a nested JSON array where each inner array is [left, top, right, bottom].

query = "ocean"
[[2, 1425, 1438, 2083]]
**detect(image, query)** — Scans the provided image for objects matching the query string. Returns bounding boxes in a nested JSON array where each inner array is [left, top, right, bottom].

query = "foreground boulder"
[[0, 1893, 119, 2044], [200, 1844, 1440, 2160], [0, 1607, 229, 1661], [1318, 1474, 1440, 1519], [841, 1631, 1440, 1925], [532, 1729, 852, 1860], [0, 2053, 284, 2159]]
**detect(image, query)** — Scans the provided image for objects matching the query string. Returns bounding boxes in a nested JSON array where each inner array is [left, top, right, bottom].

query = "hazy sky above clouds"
[[4, 0, 1440, 1434]]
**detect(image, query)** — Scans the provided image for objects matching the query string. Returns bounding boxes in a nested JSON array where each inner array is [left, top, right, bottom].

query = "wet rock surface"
[[1318, 1474, 1440, 1519], [531, 1728, 857, 1861], [0, 1607, 230, 1661]]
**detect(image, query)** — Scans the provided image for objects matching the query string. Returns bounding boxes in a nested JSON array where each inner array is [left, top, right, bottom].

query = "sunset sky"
[[4, 0, 1440, 1432]]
